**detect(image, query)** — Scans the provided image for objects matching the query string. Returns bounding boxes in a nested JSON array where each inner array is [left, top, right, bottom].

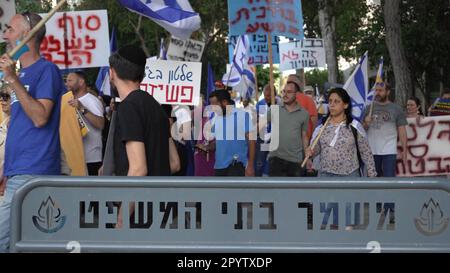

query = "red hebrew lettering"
[[86, 15, 101, 31], [58, 14, 76, 39], [84, 35, 96, 50], [427, 157, 448, 174], [46, 35, 62, 52], [71, 50, 92, 66], [407, 159, 426, 175], [231, 8, 250, 25], [166, 85, 180, 103], [140, 83, 148, 92], [437, 120, 450, 140], [407, 144, 429, 158], [288, 25, 300, 36], [247, 22, 259, 33], [256, 7, 266, 19], [261, 22, 274, 32], [396, 159, 405, 175], [407, 124, 418, 141], [77, 15, 83, 30], [444, 157, 450, 173], [54, 51, 71, 66], [40, 37, 48, 51], [276, 21, 286, 32], [282, 50, 299, 61], [284, 9, 297, 23], [416, 118, 435, 140], [67, 38, 82, 50], [180, 86, 194, 103], [148, 84, 164, 96]]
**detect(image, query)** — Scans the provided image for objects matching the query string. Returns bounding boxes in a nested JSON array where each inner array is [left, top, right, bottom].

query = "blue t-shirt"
[[4, 58, 64, 176], [212, 108, 253, 169]]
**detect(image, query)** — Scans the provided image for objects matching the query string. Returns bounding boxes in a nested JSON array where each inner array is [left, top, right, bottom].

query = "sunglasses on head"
[[21, 12, 32, 28]]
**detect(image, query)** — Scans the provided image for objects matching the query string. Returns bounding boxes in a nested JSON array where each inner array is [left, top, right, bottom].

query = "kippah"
[[118, 45, 147, 67]]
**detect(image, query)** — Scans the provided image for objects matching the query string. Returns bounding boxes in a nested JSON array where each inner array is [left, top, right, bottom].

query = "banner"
[[396, 116, 450, 177], [166, 36, 205, 62], [228, 0, 304, 40], [0, 0, 15, 43], [278, 39, 326, 71], [228, 35, 280, 65], [39, 10, 110, 69], [141, 59, 201, 106]]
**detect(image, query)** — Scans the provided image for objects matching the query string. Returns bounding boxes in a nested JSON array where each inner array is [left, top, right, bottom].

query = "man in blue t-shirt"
[[207, 90, 255, 176], [0, 12, 64, 252]]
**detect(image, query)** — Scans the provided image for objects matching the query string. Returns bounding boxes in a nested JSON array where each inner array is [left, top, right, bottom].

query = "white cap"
[[304, 85, 314, 92]]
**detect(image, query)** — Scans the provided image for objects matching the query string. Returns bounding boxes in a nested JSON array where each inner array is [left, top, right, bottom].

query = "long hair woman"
[[305, 88, 377, 177]]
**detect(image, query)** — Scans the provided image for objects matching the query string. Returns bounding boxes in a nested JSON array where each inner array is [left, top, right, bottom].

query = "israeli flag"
[[222, 35, 256, 99], [95, 27, 118, 96], [118, 0, 201, 40], [344, 51, 369, 121], [367, 56, 384, 103], [159, 37, 167, 60]]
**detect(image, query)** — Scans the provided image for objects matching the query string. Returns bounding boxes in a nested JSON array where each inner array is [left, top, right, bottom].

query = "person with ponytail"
[[305, 88, 376, 177]]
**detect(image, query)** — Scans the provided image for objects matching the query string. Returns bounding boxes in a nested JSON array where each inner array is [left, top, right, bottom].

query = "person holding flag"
[[363, 81, 407, 177]]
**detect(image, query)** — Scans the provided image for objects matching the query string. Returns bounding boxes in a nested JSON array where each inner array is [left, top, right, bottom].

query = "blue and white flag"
[[222, 35, 256, 99], [367, 56, 384, 103], [159, 37, 167, 60], [117, 0, 201, 40], [343, 51, 369, 121], [95, 27, 118, 96]]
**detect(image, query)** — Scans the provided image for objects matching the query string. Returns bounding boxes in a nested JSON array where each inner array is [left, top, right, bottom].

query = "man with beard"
[[0, 12, 64, 252], [65, 71, 105, 175], [267, 81, 309, 177], [363, 82, 407, 177], [207, 89, 255, 176]]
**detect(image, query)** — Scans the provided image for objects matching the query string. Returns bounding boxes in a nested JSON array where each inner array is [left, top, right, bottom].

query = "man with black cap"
[[108, 45, 170, 177]]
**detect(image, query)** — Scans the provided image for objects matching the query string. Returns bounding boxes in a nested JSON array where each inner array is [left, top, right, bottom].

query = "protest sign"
[[228, 0, 304, 40], [166, 36, 205, 62], [141, 59, 201, 106], [228, 34, 280, 65], [279, 38, 326, 71], [39, 10, 110, 69], [396, 116, 450, 177], [0, 0, 15, 43]]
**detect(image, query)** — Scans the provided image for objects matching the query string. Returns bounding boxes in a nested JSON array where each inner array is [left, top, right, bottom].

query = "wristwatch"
[[81, 107, 88, 115]]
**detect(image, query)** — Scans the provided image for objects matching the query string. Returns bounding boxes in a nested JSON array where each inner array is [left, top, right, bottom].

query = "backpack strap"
[[351, 125, 362, 170]]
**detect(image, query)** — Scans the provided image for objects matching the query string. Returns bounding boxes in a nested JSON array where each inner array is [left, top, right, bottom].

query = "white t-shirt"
[[172, 105, 192, 144], [78, 93, 104, 163]]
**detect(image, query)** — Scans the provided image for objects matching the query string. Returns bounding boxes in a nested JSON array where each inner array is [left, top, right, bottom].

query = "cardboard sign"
[[279, 39, 326, 71], [228, 34, 280, 65], [396, 116, 450, 177], [166, 36, 205, 62], [228, 0, 304, 40], [0, 0, 16, 43], [39, 10, 110, 69], [141, 59, 202, 106]]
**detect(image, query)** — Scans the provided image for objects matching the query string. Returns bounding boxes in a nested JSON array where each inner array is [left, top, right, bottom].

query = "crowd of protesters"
[[0, 11, 449, 252]]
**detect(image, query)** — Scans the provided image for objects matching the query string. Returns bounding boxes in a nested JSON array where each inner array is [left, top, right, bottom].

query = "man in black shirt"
[[109, 45, 170, 176]]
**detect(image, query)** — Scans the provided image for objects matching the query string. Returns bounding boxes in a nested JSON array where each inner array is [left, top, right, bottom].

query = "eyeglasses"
[[21, 12, 32, 28], [0, 93, 11, 101]]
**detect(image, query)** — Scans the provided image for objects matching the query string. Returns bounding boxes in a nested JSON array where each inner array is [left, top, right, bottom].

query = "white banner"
[[141, 59, 202, 106], [0, 0, 16, 43], [278, 39, 326, 71], [39, 10, 110, 69], [396, 116, 450, 177], [166, 36, 205, 62]]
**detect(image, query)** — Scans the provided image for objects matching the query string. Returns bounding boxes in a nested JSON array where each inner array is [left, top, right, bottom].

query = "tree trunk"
[[383, 0, 413, 107], [318, 0, 338, 84]]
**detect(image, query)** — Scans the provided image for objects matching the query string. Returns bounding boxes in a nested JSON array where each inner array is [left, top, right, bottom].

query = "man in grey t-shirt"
[[363, 82, 407, 177], [267, 81, 309, 177]]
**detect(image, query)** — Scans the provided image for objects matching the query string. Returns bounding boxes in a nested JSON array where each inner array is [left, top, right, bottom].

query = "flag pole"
[[268, 35, 275, 106], [253, 66, 259, 102], [8, 0, 67, 58], [301, 116, 331, 168]]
